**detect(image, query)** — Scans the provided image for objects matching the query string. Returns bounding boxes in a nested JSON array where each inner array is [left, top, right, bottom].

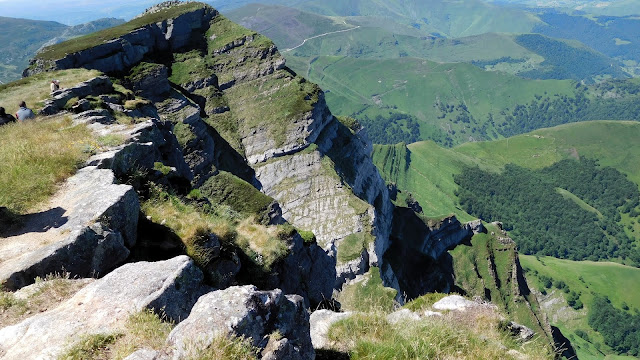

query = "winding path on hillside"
[[283, 26, 361, 52]]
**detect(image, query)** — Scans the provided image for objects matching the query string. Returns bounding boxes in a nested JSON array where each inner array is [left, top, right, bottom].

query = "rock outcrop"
[[0, 256, 207, 359], [24, 5, 218, 77], [166, 285, 314, 359], [0, 166, 138, 290], [381, 208, 487, 302]]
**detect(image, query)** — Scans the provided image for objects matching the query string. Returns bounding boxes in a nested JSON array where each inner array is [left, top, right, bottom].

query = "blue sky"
[[0, 0, 249, 24]]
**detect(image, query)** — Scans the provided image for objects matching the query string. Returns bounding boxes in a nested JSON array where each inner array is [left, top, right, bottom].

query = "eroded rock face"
[[0, 166, 139, 290], [0, 256, 207, 359], [272, 233, 335, 307], [166, 285, 314, 360]]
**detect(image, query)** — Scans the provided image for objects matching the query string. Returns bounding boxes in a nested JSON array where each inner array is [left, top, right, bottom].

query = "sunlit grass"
[[0, 115, 94, 213], [0, 69, 101, 114]]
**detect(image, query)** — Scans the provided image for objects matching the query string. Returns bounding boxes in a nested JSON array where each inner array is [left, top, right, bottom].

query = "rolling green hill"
[[230, 4, 626, 83], [288, 55, 580, 145], [521, 255, 640, 359], [288, 0, 541, 37]]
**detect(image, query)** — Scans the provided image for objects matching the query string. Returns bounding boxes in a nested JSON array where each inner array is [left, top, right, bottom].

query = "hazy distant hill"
[[0, 17, 124, 83]]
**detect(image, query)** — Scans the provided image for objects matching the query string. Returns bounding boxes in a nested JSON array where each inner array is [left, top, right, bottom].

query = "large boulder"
[[0, 256, 207, 359], [166, 285, 314, 360], [0, 166, 139, 290]]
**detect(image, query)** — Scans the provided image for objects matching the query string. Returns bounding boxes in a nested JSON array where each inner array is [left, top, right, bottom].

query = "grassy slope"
[[226, 4, 352, 50], [521, 255, 640, 359], [289, 55, 576, 145], [228, 4, 539, 65], [373, 121, 640, 357]]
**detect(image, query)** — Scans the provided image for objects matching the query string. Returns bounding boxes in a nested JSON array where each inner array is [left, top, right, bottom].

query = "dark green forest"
[[499, 83, 640, 137], [535, 13, 640, 62], [454, 159, 640, 262], [359, 112, 421, 144], [515, 34, 628, 81], [588, 296, 640, 356]]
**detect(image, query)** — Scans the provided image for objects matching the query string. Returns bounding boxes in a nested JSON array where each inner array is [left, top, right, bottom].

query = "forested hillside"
[[454, 159, 640, 262]]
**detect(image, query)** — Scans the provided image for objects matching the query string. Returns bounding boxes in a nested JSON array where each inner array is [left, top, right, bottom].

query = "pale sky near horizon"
[[0, 0, 239, 24]]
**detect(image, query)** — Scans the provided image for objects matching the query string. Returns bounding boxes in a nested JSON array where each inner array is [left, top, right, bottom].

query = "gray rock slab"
[[432, 295, 477, 311], [386, 309, 421, 324], [166, 285, 314, 360], [0, 256, 205, 360], [0, 166, 139, 290]]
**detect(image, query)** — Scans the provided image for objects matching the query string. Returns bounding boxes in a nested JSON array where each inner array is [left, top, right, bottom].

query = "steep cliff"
[[23, 1, 394, 294]]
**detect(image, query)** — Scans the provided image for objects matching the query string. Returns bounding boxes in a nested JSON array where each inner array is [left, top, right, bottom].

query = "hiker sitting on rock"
[[50, 79, 60, 93], [15, 101, 35, 121], [0, 106, 16, 126]]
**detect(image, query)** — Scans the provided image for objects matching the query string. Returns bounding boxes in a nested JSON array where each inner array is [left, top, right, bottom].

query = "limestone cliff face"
[[23, 2, 395, 291]]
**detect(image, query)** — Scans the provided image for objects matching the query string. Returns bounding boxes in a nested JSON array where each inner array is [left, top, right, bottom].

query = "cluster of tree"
[[454, 159, 640, 262], [588, 296, 640, 356], [471, 56, 524, 69], [359, 112, 421, 144], [515, 34, 628, 82], [499, 87, 640, 137]]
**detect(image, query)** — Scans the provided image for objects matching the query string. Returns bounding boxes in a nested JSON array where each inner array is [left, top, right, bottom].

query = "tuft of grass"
[[0, 115, 94, 213], [141, 185, 293, 276], [1, 273, 89, 328], [172, 122, 196, 148], [337, 233, 369, 264], [97, 134, 127, 148], [36, 3, 209, 61], [298, 229, 316, 244], [124, 98, 151, 110], [199, 171, 276, 224], [185, 335, 258, 360], [337, 267, 397, 313], [58, 333, 119, 360], [108, 310, 175, 359], [235, 218, 290, 271], [403, 293, 449, 312], [153, 162, 173, 176]]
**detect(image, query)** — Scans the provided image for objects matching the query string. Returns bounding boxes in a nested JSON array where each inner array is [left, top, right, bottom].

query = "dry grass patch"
[[107, 310, 175, 359], [0, 273, 90, 328], [0, 69, 101, 113], [327, 302, 556, 360], [235, 218, 290, 271], [0, 115, 94, 213], [185, 335, 258, 360]]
